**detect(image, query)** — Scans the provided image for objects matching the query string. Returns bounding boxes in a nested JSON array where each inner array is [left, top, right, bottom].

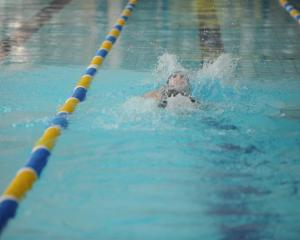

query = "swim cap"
[[167, 71, 189, 84], [166, 71, 191, 94]]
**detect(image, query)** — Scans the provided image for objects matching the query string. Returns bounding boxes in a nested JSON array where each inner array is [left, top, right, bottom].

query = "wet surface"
[[0, 0, 72, 62], [0, 0, 300, 240]]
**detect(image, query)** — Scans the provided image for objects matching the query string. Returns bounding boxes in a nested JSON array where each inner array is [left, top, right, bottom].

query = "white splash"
[[92, 53, 239, 130], [165, 94, 199, 113], [197, 53, 239, 85], [153, 53, 187, 85], [121, 96, 157, 114]]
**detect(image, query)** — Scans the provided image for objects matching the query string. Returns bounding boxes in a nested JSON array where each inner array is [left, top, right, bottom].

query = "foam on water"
[[1, 0, 300, 238], [89, 53, 240, 131], [198, 53, 239, 85], [0, 53, 241, 132]]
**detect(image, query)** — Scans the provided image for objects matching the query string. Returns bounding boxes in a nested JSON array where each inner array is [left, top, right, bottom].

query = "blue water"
[[1, 0, 300, 239]]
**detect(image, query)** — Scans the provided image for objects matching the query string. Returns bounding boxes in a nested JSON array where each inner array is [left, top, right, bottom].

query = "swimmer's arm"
[[143, 90, 161, 100]]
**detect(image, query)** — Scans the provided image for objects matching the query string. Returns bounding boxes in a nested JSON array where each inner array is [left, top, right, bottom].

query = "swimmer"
[[143, 71, 198, 108]]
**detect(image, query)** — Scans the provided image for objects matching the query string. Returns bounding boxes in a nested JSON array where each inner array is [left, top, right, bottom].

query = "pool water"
[[0, 0, 300, 239]]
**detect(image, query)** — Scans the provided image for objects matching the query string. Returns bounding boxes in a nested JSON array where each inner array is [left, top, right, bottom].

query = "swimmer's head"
[[167, 71, 191, 93]]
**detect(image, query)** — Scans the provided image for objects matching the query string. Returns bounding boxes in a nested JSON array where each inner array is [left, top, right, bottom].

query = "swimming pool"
[[0, 0, 300, 239]]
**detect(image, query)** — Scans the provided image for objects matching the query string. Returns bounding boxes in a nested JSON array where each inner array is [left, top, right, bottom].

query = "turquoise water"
[[1, 0, 300, 239]]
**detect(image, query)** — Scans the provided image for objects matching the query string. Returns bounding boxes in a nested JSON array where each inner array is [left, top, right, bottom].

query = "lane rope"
[[279, 0, 300, 24], [0, 0, 138, 234]]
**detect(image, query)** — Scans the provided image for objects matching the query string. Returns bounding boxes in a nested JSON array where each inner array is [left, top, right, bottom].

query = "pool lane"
[[0, 0, 137, 234], [0, 0, 72, 62], [0, 0, 300, 239]]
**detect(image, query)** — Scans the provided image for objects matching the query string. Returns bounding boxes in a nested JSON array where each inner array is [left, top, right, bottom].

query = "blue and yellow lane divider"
[[0, 0, 137, 233], [279, 0, 300, 24]]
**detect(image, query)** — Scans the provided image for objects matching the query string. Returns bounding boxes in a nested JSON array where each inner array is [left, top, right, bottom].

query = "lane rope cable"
[[279, 0, 300, 24], [0, 0, 138, 234]]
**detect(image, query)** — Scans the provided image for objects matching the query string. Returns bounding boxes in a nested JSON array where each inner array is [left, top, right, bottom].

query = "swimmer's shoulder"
[[143, 89, 161, 99]]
